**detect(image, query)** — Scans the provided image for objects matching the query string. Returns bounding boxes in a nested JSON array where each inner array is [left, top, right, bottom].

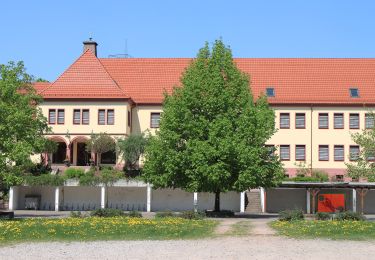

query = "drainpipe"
[[310, 105, 313, 174]]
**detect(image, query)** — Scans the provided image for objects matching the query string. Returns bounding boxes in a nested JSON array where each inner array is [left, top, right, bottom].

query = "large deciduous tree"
[[0, 61, 50, 191], [143, 40, 283, 211], [346, 114, 375, 181]]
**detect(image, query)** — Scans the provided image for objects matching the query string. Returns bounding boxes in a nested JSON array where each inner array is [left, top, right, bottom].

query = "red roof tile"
[[100, 58, 375, 105], [40, 50, 128, 99], [39, 54, 375, 105], [32, 82, 50, 93]]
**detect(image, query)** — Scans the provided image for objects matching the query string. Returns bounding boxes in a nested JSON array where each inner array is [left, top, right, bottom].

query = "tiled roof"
[[32, 82, 50, 93], [101, 58, 375, 105], [40, 50, 128, 99], [38, 53, 375, 105]]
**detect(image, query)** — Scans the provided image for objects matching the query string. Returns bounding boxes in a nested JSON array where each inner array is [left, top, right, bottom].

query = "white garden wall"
[[107, 187, 147, 211], [62, 186, 101, 211], [15, 186, 55, 210], [151, 188, 194, 211]]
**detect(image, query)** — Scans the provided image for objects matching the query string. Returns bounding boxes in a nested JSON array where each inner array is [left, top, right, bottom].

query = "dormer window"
[[350, 88, 359, 98], [266, 87, 275, 97]]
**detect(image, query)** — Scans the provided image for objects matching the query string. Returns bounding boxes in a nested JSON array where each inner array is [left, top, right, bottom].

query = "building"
[[9, 40, 375, 213]]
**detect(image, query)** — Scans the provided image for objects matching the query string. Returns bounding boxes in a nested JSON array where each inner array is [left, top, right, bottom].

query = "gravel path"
[[2, 218, 375, 259], [2, 236, 375, 260]]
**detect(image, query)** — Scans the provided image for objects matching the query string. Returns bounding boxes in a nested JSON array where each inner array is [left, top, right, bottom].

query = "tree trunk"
[[214, 191, 220, 212]]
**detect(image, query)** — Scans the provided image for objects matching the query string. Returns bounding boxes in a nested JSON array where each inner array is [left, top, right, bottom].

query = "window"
[[295, 145, 306, 161], [279, 113, 290, 129], [350, 88, 359, 98], [334, 113, 344, 129], [73, 109, 81, 125], [349, 113, 359, 129], [151, 112, 161, 128], [365, 114, 374, 129], [319, 145, 329, 161], [349, 145, 360, 161], [98, 110, 106, 125], [48, 109, 56, 124], [107, 109, 114, 125], [266, 87, 275, 97], [295, 113, 305, 129], [367, 150, 375, 162], [334, 145, 344, 161], [82, 109, 89, 125], [280, 145, 290, 161], [319, 113, 329, 129], [128, 110, 131, 127], [57, 109, 64, 124]]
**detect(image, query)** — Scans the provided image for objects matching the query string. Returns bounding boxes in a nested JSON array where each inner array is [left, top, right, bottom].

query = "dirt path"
[[3, 236, 375, 260], [250, 218, 276, 235], [214, 218, 244, 235]]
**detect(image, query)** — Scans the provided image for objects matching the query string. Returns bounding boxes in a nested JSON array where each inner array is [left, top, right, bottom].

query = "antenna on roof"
[[108, 38, 133, 58]]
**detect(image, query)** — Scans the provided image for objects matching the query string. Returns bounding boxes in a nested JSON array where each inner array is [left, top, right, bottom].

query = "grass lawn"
[[0, 217, 217, 244], [271, 220, 375, 240]]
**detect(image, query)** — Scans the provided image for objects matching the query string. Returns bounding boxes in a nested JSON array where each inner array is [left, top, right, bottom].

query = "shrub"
[[311, 170, 329, 182], [125, 210, 142, 218], [278, 209, 304, 221], [155, 211, 177, 218], [79, 169, 100, 186], [180, 210, 205, 220], [315, 212, 331, 220], [335, 211, 366, 221], [100, 168, 123, 185], [23, 174, 66, 186], [70, 211, 83, 218], [29, 163, 52, 176], [90, 208, 124, 217], [64, 168, 85, 179]]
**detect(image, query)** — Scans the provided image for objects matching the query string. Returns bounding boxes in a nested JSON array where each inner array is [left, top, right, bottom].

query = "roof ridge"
[[96, 55, 127, 96], [40, 49, 93, 95]]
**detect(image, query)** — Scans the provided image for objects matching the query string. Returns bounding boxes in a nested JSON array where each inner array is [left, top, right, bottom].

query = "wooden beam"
[[311, 188, 320, 214]]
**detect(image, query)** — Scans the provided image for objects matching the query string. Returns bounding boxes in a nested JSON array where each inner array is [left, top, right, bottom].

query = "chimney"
[[83, 38, 98, 56]]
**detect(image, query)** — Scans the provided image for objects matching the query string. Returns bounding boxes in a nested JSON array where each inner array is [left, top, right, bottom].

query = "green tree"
[[143, 40, 284, 211], [0, 61, 50, 191], [86, 133, 116, 167], [118, 133, 149, 172], [346, 114, 375, 181]]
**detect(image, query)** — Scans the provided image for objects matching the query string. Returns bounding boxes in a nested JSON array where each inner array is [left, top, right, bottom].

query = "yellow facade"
[[41, 100, 371, 177]]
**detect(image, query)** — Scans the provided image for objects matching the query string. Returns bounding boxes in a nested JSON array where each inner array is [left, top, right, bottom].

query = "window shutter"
[[334, 113, 344, 129], [350, 114, 359, 129], [319, 145, 329, 161], [280, 113, 290, 129]]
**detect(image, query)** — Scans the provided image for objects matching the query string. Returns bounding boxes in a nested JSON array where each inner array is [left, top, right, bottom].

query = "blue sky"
[[1, 0, 375, 81]]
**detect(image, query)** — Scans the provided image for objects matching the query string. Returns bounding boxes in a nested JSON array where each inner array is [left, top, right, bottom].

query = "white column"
[[240, 192, 245, 213], [54, 187, 60, 211], [352, 189, 357, 213], [101, 186, 106, 209], [9, 187, 14, 210], [193, 192, 198, 212], [260, 187, 265, 213], [146, 184, 152, 212], [306, 189, 311, 214]]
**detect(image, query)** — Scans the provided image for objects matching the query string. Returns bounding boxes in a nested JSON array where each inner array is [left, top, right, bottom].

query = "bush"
[[155, 211, 177, 218], [23, 174, 66, 186], [79, 169, 100, 186], [335, 211, 366, 221], [70, 211, 83, 218], [64, 168, 85, 179], [311, 170, 329, 182], [315, 212, 331, 220], [125, 210, 142, 218], [90, 208, 124, 217], [29, 163, 52, 176], [279, 209, 304, 221], [180, 210, 205, 220]]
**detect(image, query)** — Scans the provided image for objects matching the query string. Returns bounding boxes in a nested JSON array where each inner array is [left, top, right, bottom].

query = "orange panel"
[[317, 194, 345, 213]]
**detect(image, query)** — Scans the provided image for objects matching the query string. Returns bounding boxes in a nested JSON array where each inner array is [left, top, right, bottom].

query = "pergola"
[[279, 181, 375, 214]]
